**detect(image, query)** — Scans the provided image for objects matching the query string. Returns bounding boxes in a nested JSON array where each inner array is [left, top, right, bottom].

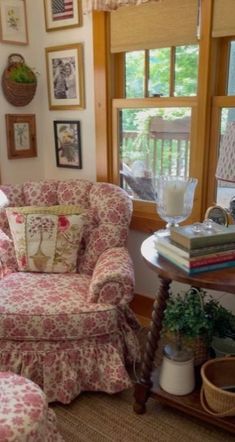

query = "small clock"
[[204, 205, 230, 227]]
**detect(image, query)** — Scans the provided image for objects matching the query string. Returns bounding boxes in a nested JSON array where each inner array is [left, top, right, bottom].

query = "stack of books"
[[154, 223, 235, 274]]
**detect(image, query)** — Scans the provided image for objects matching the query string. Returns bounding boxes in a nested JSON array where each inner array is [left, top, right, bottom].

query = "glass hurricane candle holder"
[[156, 176, 198, 233]]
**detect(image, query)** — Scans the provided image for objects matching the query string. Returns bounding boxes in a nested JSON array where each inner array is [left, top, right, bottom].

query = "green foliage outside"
[[120, 45, 198, 178], [149, 47, 170, 97], [125, 45, 198, 101], [174, 45, 199, 96], [125, 51, 145, 98]]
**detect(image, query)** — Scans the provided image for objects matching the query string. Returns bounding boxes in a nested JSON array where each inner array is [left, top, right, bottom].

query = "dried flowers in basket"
[[2, 54, 37, 106]]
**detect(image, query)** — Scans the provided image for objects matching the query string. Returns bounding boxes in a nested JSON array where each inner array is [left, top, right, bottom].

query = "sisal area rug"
[[52, 388, 234, 442], [51, 327, 234, 442]]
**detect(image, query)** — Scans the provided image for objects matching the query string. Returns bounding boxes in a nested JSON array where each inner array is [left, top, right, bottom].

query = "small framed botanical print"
[[0, 0, 28, 45], [44, 0, 82, 32], [5, 114, 37, 159], [54, 120, 82, 169]]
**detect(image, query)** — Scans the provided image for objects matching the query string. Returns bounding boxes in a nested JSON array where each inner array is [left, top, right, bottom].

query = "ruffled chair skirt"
[[0, 315, 140, 403], [0, 272, 140, 403]]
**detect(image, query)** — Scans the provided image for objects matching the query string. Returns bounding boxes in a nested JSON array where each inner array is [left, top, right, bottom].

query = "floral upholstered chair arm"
[[0, 230, 18, 278], [88, 247, 135, 305]]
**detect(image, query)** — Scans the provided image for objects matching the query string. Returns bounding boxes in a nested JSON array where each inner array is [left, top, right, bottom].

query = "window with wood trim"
[[93, 1, 235, 233], [207, 38, 235, 218], [116, 45, 199, 205], [125, 45, 199, 98]]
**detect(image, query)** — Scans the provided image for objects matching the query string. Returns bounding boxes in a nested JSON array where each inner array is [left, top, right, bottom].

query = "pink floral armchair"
[[0, 179, 140, 404]]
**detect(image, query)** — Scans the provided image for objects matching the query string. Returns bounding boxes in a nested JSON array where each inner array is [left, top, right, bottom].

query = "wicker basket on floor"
[[2, 54, 37, 106], [201, 357, 235, 416]]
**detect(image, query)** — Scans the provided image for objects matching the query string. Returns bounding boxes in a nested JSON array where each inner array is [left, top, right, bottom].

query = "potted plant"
[[162, 287, 235, 365], [8, 63, 36, 84], [2, 54, 37, 106]]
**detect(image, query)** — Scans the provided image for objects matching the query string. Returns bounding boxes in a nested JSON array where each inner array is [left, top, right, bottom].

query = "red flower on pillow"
[[19, 255, 27, 268], [13, 212, 24, 224], [58, 215, 70, 231]]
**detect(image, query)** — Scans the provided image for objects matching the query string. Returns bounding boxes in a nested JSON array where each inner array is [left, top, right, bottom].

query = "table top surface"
[[141, 235, 235, 294]]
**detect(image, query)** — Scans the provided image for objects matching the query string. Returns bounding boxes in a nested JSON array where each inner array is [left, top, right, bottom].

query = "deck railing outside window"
[[120, 115, 191, 201]]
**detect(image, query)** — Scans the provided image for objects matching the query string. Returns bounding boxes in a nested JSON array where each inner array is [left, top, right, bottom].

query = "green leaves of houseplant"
[[2, 54, 37, 106], [9, 64, 36, 84], [163, 287, 235, 346]]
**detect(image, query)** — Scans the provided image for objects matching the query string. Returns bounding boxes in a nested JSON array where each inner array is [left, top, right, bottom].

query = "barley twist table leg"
[[133, 276, 171, 414]]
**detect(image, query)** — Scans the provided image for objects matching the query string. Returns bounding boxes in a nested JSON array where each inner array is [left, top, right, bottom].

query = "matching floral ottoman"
[[0, 372, 63, 442]]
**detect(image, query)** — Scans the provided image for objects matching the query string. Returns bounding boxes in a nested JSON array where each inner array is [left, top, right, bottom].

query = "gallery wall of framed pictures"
[[43, 1, 85, 169], [1, 0, 85, 172]]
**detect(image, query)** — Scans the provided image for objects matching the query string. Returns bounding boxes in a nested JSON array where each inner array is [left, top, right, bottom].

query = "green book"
[[170, 223, 235, 250]]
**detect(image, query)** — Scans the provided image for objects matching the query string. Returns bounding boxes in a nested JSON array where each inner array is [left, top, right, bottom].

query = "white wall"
[[40, 4, 96, 181], [0, 1, 44, 183], [0, 0, 96, 184], [128, 230, 158, 297]]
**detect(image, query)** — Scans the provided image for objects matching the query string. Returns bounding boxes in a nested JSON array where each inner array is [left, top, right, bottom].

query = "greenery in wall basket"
[[2, 54, 37, 106], [9, 64, 36, 84]]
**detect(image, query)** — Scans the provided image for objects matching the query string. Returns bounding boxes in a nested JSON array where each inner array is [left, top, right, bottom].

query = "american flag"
[[52, 0, 74, 21]]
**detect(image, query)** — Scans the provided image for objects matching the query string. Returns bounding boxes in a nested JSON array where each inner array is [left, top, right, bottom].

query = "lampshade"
[[216, 121, 235, 183]]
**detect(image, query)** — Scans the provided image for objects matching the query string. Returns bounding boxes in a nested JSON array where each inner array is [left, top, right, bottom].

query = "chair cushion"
[[6, 205, 85, 273], [0, 272, 119, 340]]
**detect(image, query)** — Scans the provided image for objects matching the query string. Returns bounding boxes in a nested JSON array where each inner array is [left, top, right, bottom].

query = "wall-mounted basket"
[[2, 54, 37, 107]]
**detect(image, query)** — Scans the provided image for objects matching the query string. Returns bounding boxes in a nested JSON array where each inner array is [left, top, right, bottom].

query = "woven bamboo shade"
[[212, 0, 235, 37], [110, 0, 198, 53]]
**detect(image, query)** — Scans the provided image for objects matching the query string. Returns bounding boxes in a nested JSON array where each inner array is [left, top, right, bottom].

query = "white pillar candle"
[[163, 180, 186, 216]]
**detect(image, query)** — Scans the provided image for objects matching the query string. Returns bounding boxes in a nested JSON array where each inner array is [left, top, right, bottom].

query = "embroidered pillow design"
[[6, 205, 85, 273]]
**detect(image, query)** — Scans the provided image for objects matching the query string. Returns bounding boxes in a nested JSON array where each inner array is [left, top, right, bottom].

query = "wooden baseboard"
[[130, 293, 154, 321]]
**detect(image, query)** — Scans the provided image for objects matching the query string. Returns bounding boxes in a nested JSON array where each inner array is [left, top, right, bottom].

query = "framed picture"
[[54, 120, 82, 169], [44, 0, 82, 31], [45, 43, 85, 110], [204, 205, 231, 227], [5, 114, 37, 159], [0, 0, 28, 45]]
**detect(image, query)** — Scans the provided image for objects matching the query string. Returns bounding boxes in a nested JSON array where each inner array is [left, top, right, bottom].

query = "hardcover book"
[[154, 235, 235, 258], [170, 223, 235, 250], [158, 251, 235, 275], [155, 242, 235, 269]]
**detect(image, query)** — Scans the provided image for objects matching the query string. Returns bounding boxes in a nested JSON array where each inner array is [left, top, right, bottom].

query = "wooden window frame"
[[207, 95, 235, 206], [206, 37, 235, 206], [93, 1, 219, 233], [112, 96, 200, 232]]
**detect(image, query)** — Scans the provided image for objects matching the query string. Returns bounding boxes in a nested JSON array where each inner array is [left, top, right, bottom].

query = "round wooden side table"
[[133, 235, 235, 435]]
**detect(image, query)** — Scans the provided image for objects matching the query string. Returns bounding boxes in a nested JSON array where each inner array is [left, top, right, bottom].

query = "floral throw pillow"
[[6, 205, 85, 273]]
